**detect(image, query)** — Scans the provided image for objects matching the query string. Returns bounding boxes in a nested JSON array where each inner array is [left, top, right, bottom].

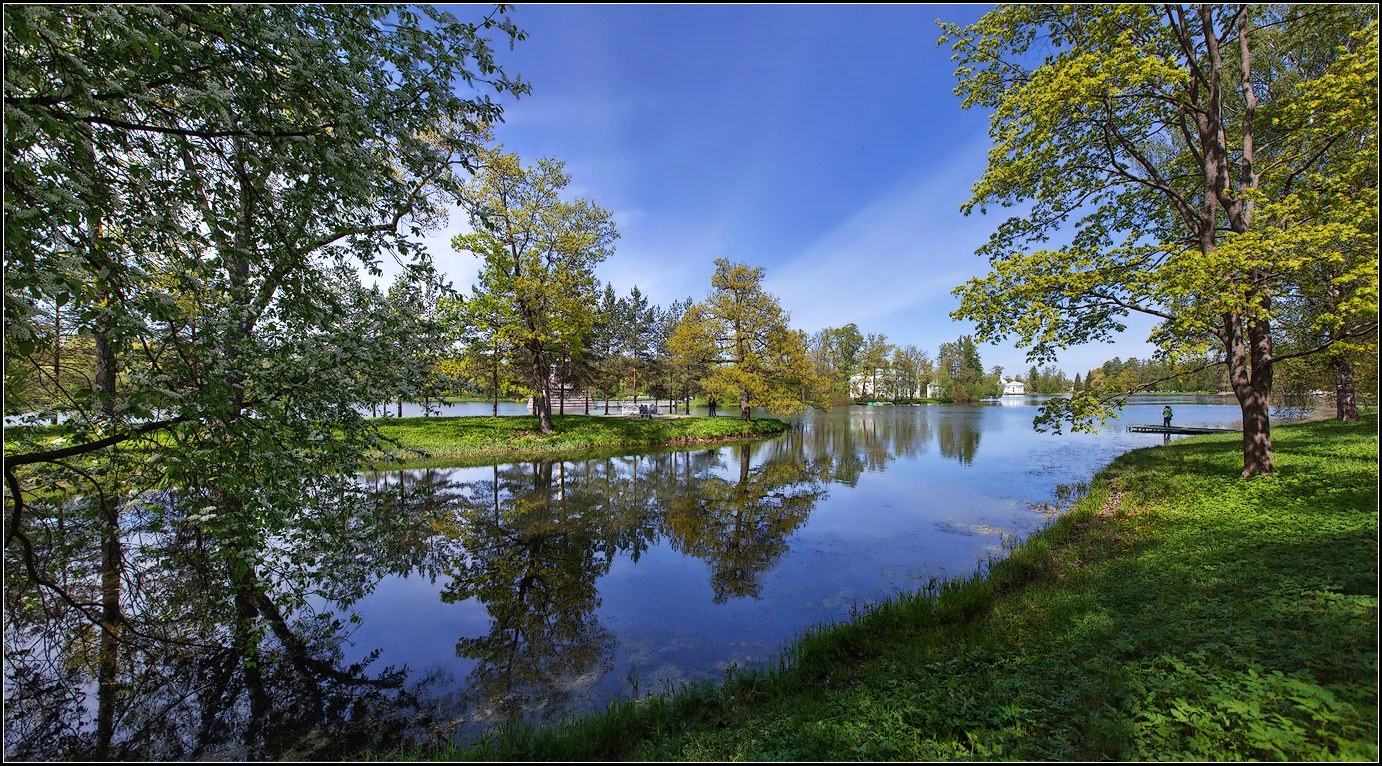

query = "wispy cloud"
[[766, 139, 993, 335]]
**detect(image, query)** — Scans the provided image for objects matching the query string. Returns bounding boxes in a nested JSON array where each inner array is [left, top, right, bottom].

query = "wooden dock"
[[1127, 424, 1239, 434]]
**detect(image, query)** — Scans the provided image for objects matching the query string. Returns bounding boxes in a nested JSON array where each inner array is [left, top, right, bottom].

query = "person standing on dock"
[[1163, 405, 1173, 428]]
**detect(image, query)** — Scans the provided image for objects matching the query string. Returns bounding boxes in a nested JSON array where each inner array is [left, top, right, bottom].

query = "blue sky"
[[421, 3, 1159, 377]]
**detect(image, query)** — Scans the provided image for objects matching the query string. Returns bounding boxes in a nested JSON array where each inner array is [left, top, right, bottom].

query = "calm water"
[[8, 396, 1321, 759], [342, 397, 1261, 734]]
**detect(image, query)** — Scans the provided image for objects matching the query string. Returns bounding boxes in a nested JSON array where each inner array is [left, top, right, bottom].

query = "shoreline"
[[366, 413, 792, 469], [408, 413, 1378, 761]]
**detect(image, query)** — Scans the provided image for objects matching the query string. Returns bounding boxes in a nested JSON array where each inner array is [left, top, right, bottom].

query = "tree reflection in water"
[[664, 443, 825, 602], [6, 408, 989, 758], [4, 470, 463, 761], [937, 416, 982, 465], [439, 460, 617, 727]]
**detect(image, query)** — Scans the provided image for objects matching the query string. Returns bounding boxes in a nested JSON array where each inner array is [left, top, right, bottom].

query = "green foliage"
[[940, 5, 1379, 474], [1024, 363, 1072, 395], [935, 335, 996, 403], [451, 148, 618, 433], [1080, 354, 1229, 395], [670, 260, 830, 420], [811, 323, 866, 399], [3, 6, 526, 757]]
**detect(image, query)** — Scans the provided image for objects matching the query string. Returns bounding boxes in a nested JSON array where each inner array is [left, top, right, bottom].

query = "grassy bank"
[[417, 414, 1378, 761], [370, 414, 790, 468]]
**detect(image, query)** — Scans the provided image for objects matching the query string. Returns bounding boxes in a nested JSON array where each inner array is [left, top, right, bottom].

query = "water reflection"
[[9, 400, 1261, 758], [664, 443, 825, 602], [3, 480, 445, 761], [438, 461, 617, 727], [422, 445, 826, 725], [936, 415, 982, 465]]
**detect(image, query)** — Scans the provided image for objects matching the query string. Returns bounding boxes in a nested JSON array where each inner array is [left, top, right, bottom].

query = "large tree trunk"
[[1225, 311, 1275, 477], [1238, 386, 1273, 477], [1199, 8, 1272, 478], [739, 388, 750, 422]]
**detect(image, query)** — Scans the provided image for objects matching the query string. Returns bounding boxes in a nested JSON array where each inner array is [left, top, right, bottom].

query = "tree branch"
[[4, 416, 193, 467]]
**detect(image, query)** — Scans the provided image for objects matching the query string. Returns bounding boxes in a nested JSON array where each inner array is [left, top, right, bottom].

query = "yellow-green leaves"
[[671, 259, 828, 420], [452, 147, 619, 432], [942, 5, 1378, 469]]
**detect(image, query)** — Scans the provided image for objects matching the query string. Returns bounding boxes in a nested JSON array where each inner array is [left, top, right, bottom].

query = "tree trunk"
[[52, 310, 61, 423], [85, 144, 124, 756], [559, 351, 567, 416], [1333, 353, 1358, 421], [740, 388, 750, 421], [1225, 312, 1275, 477], [1238, 386, 1273, 477], [95, 488, 122, 757], [1198, 9, 1272, 478], [527, 342, 553, 433]]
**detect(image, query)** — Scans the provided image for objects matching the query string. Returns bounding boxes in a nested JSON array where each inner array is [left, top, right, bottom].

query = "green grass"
[[370, 414, 790, 468], [410, 414, 1378, 761]]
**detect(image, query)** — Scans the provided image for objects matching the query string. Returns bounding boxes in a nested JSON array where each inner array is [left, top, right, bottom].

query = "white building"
[[926, 381, 945, 400], [849, 369, 921, 400], [1002, 379, 1026, 396]]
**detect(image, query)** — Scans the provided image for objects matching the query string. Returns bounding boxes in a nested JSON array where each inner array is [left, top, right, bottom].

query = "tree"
[[858, 333, 893, 400], [4, 5, 526, 757], [587, 284, 626, 415], [452, 149, 618, 433], [830, 324, 865, 398], [935, 335, 990, 403], [621, 286, 658, 405], [941, 5, 1378, 476], [456, 285, 525, 417], [1261, 15, 1380, 420], [909, 345, 935, 398], [669, 259, 828, 421], [382, 270, 457, 416], [654, 298, 694, 413]]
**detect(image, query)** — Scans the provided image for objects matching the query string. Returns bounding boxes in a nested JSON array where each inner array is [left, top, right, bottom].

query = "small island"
[[371, 414, 790, 468]]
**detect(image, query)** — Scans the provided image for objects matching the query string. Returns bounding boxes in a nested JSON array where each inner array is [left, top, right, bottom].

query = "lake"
[[341, 397, 1266, 736], [4, 396, 1320, 759]]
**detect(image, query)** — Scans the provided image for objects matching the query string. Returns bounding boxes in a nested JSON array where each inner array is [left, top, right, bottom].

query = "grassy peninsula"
[[416, 414, 1378, 761], [370, 414, 790, 468]]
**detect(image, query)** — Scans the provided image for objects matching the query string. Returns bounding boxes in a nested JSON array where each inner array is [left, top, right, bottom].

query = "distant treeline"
[[1074, 356, 1228, 394]]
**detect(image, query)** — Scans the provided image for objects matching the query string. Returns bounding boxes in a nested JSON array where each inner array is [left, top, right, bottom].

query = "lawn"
[[370, 414, 790, 468]]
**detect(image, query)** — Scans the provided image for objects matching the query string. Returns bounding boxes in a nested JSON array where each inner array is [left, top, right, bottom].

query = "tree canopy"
[[941, 4, 1378, 476], [451, 148, 618, 433], [670, 259, 828, 421], [3, 5, 526, 756]]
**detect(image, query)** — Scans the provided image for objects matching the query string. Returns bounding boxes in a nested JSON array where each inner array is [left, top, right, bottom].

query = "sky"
[[416, 3, 1161, 377]]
